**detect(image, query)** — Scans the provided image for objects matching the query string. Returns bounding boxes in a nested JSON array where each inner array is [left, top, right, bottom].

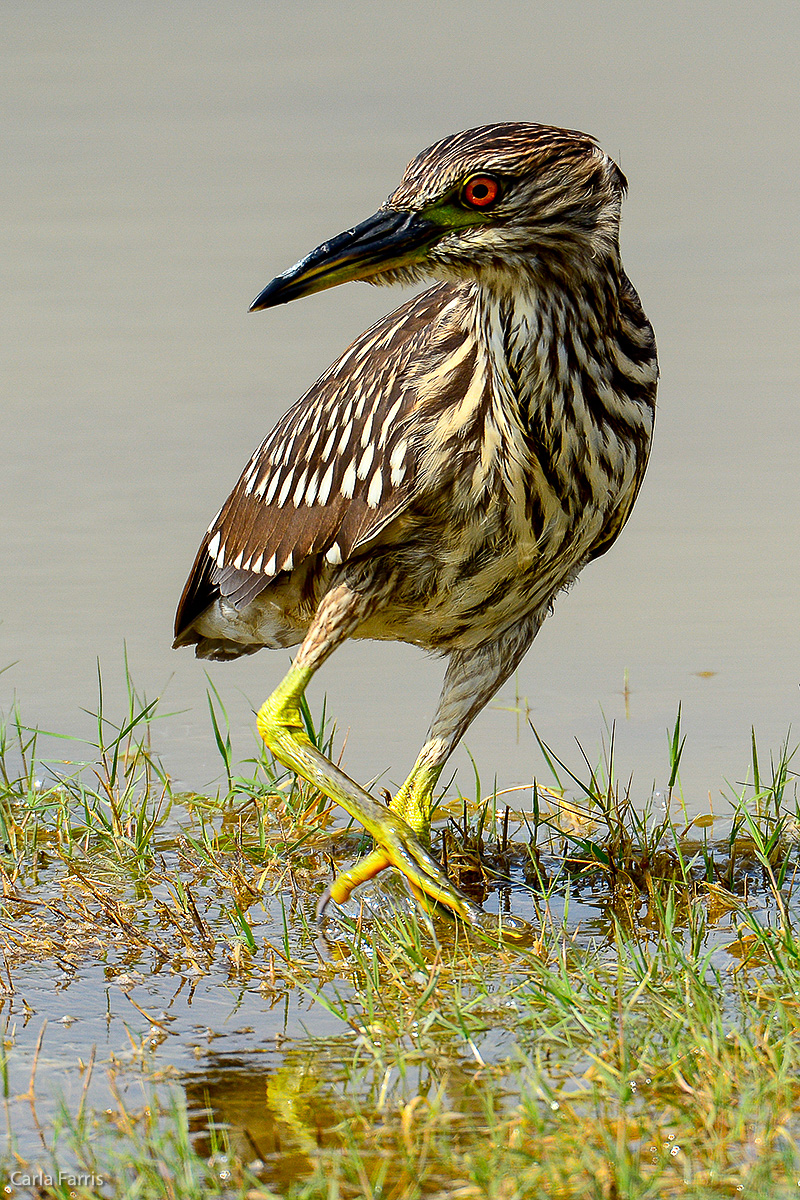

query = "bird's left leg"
[[390, 615, 543, 835], [256, 582, 483, 924], [325, 614, 543, 913]]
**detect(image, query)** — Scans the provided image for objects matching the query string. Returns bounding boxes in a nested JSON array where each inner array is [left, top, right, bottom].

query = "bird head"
[[250, 123, 627, 311]]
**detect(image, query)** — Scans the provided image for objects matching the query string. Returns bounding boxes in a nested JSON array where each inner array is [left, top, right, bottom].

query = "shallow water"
[[0, 791, 784, 1193]]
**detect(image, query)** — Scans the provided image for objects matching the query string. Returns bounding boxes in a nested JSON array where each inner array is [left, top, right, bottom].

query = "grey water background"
[[4, 0, 799, 813]]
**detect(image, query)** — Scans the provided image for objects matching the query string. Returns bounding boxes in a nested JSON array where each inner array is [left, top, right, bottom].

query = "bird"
[[174, 123, 658, 928]]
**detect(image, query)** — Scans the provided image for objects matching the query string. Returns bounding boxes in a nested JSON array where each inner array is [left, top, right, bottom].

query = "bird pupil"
[[473, 184, 488, 198]]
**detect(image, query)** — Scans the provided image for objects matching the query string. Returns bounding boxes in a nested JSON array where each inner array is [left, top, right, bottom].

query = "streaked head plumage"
[[382, 122, 628, 287]]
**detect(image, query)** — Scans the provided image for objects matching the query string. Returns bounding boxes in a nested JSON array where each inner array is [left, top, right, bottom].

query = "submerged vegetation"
[[0, 669, 799, 1197]]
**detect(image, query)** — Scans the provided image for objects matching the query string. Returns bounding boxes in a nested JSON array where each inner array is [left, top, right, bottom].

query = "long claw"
[[386, 831, 484, 923]]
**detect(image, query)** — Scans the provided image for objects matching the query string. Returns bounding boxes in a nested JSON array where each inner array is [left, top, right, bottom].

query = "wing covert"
[[174, 282, 470, 639]]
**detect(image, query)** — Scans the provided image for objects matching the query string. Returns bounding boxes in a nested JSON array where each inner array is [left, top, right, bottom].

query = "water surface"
[[3, 0, 799, 813]]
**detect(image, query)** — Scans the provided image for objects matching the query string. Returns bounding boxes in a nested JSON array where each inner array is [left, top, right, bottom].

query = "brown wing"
[[174, 281, 471, 641]]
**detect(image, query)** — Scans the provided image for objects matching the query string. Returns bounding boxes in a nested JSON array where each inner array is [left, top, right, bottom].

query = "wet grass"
[[0, 670, 800, 1197]]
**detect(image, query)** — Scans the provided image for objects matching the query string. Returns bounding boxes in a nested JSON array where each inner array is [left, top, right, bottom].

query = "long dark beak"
[[249, 209, 441, 311]]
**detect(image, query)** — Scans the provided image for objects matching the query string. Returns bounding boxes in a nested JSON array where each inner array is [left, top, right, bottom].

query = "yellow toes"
[[327, 848, 393, 905]]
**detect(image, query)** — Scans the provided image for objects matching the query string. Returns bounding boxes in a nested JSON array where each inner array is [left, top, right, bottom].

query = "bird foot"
[[315, 838, 536, 947], [317, 861, 535, 946], [316, 840, 485, 928]]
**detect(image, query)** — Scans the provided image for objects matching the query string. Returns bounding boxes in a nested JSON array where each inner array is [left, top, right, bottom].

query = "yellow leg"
[[388, 757, 442, 837], [387, 620, 542, 838], [256, 660, 482, 925]]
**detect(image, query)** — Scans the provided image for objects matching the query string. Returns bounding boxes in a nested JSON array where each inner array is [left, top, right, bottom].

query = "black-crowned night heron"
[[174, 123, 658, 927]]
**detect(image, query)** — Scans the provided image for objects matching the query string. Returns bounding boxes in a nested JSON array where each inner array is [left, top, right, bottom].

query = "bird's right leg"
[[389, 615, 543, 836], [255, 583, 483, 925]]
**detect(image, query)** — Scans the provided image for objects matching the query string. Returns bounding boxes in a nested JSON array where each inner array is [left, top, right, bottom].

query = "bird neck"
[[469, 251, 652, 512], [474, 253, 623, 409]]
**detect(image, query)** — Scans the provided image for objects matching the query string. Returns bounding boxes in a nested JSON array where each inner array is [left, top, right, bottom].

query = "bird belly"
[[352, 504, 591, 652]]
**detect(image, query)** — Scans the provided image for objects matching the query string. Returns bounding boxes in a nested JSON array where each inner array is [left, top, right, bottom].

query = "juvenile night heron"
[[174, 123, 658, 927]]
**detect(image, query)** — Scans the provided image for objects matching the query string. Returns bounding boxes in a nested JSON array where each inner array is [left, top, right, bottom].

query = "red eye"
[[462, 175, 501, 209]]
